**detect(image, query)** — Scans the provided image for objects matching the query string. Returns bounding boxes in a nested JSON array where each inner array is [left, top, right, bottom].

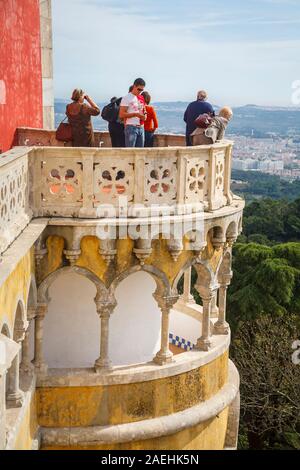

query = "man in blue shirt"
[[184, 90, 215, 146]]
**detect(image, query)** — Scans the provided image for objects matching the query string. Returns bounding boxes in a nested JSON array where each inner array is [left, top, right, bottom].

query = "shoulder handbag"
[[56, 116, 73, 142], [194, 113, 213, 129]]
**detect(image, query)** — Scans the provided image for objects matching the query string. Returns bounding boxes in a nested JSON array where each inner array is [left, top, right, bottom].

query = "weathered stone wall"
[[42, 408, 229, 450], [0, 247, 39, 450], [15, 127, 185, 148]]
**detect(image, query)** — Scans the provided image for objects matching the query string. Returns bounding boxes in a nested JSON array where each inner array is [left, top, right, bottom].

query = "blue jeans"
[[145, 130, 155, 147], [125, 125, 145, 148]]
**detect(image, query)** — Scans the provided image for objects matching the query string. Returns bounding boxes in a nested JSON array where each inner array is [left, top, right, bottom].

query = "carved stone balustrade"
[[0, 141, 236, 257], [28, 142, 233, 218]]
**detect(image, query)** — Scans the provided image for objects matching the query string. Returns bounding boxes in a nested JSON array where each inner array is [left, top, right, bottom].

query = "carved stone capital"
[[35, 303, 48, 319], [219, 273, 233, 286], [133, 238, 152, 265], [153, 294, 179, 313], [226, 235, 238, 247], [35, 247, 48, 265], [133, 247, 152, 265], [63, 249, 81, 266], [27, 306, 37, 321], [194, 284, 218, 302], [167, 239, 183, 262], [99, 248, 117, 265], [13, 320, 28, 343], [99, 239, 117, 265], [95, 299, 116, 319], [212, 236, 226, 251]]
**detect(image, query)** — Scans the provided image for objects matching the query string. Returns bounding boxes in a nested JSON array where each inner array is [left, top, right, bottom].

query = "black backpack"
[[101, 97, 122, 123]]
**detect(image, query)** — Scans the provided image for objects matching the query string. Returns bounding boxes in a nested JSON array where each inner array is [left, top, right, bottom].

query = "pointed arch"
[[109, 264, 171, 298], [37, 266, 108, 304]]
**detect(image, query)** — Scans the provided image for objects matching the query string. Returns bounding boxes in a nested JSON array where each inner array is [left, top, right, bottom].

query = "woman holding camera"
[[66, 89, 100, 147]]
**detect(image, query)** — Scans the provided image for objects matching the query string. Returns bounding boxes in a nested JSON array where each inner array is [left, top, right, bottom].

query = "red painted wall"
[[0, 0, 43, 153]]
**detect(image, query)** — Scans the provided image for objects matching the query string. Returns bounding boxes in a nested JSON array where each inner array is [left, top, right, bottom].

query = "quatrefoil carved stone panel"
[[42, 159, 83, 203], [94, 159, 134, 203], [185, 158, 208, 202], [144, 157, 177, 204]]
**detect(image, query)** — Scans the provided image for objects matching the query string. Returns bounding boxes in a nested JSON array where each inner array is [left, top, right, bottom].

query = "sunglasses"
[[137, 87, 144, 92]]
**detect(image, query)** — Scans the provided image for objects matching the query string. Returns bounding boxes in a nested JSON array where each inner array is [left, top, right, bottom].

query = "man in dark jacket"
[[107, 97, 125, 147], [183, 90, 215, 146]]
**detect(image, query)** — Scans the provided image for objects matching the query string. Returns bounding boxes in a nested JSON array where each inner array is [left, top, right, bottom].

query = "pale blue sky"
[[52, 0, 300, 106]]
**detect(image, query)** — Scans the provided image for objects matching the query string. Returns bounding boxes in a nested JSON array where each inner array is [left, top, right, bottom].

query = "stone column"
[[94, 300, 116, 371], [214, 275, 231, 335], [20, 308, 36, 374], [6, 354, 24, 408], [182, 267, 195, 304], [211, 290, 219, 318], [32, 304, 48, 375], [195, 286, 217, 351], [154, 295, 178, 365], [7, 318, 28, 407]]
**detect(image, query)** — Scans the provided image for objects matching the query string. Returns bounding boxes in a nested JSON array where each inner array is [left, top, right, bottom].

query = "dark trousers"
[[108, 121, 125, 147], [186, 133, 192, 146], [145, 130, 155, 147]]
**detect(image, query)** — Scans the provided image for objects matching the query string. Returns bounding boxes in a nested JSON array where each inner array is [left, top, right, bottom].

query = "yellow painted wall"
[[0, 246, 39, 450], [41, 234, 224, 288], [37, 351, 228, 428], [42, 407, 229, 450], [0, 233, 229, 450], [0, 247, 34, 335]]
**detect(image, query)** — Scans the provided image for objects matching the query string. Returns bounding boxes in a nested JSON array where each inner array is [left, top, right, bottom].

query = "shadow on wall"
[[43, 272, 99, 368], [42, 271, 161, 368], [109, 271, 161, 366]]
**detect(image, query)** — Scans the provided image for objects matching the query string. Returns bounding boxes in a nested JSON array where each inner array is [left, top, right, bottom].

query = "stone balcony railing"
[[0, 140, 234, 256], [15, 127, 187, 148]]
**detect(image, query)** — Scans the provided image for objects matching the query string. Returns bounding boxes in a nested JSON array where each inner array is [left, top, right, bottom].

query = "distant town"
[[231, 135, 300, 181]]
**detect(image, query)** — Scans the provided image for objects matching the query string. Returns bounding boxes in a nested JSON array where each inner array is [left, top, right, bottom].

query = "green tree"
[[228, 243, 300, 332], [232, 315, 300, 450]]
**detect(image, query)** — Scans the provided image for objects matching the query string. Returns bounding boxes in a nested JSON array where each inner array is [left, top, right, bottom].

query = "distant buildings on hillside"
[[231, 135, 300, 180]]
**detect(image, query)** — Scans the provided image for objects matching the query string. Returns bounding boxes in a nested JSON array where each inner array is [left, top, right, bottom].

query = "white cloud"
[[52, 0, 300, 106]]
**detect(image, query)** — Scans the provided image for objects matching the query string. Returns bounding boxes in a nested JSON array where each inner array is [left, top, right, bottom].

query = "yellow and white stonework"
[[0, 137, 244, 450]]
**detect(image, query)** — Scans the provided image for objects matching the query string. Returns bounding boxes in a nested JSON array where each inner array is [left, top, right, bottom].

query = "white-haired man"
[[184, 90, 215, 146]]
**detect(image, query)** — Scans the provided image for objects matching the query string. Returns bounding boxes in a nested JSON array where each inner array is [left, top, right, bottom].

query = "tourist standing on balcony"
[[141, 91, 159, 147], [66, 89, 100, 147], [191, 107, 233, 145], [119, 78, 147, 147], [184, 90, 215, 146]]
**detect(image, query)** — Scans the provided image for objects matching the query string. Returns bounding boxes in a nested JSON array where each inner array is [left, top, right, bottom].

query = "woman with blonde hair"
[[66, 88, 100, 147], [191, 106, 233, 146]]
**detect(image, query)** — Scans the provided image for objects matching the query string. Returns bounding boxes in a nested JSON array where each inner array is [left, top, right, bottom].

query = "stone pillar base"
[[94, 358, 112, 372], [20, 362, 35, 375], [214, 321, 230, 335], [33, 361, 48, 376], [6, 390, 24, 408], [196, 337, 212, 351], [153, 350, 173, 365]]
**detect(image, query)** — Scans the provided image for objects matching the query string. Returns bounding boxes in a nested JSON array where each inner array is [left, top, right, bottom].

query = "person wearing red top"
[[141, 92, 158, 147]]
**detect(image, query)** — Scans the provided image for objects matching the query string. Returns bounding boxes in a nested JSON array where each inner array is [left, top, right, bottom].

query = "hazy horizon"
[[54, 97, 300, 110]]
